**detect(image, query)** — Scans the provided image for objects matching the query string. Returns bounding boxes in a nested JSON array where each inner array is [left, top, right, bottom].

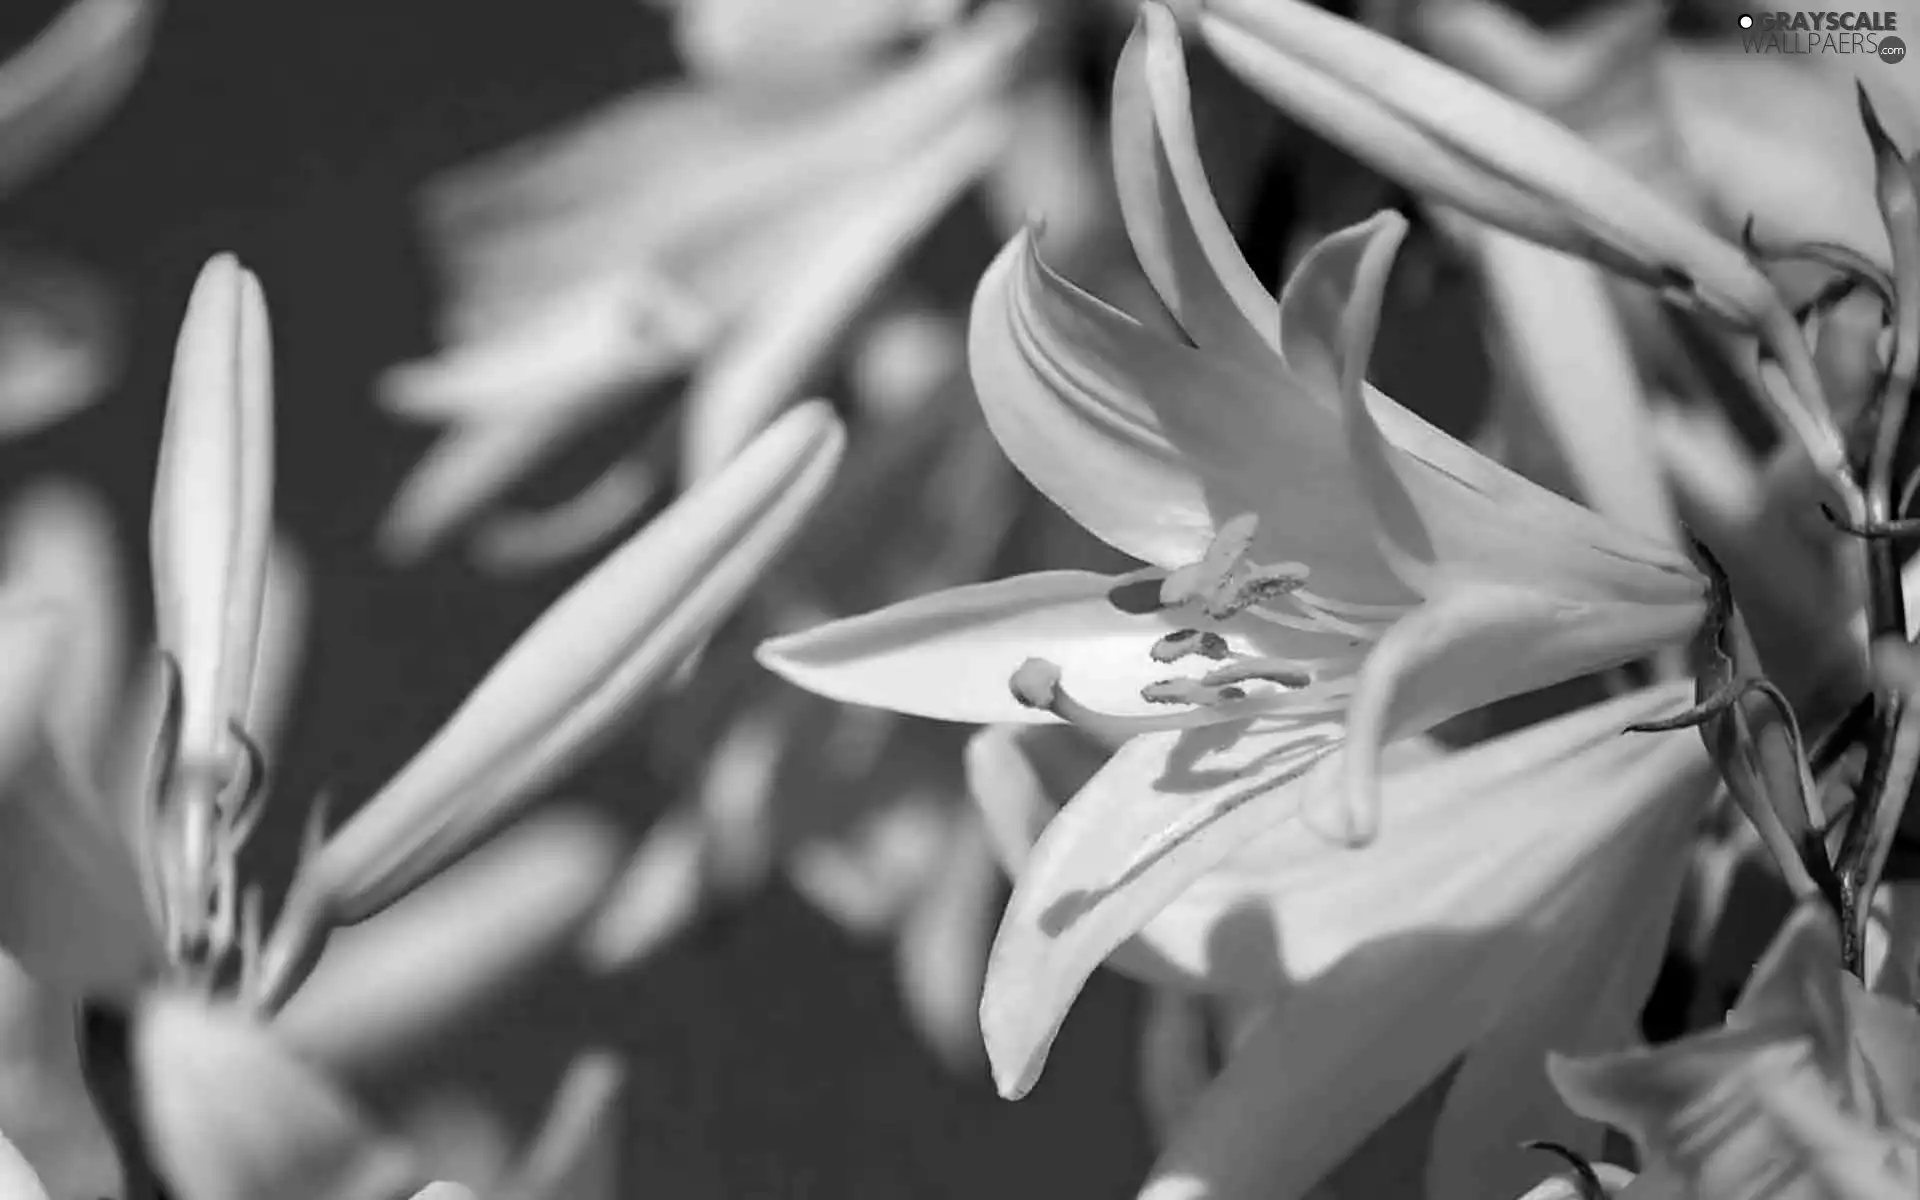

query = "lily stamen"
[[1142, 679, 1248, 706], [1160, 512, 1261, 607], [1149, 628, 1232, 663], [1197, 658, 1315, 690], [1008, 656, 1275, 740]]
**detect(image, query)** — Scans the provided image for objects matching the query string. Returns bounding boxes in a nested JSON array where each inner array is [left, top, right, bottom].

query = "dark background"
[[0, 3, 1153, 1195]]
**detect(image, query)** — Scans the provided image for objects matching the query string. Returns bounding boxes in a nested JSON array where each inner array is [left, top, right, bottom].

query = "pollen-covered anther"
[[1160, 513, 1262, 608], [1149, 628, 1232, 663], [1142, 679, 1247, 706], [1201, 562, 1312, 621]]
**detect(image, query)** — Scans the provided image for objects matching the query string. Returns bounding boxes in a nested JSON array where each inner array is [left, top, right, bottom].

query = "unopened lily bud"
[[1175, 0, 1782, 333], [262, 402, 844, 998], [150, 253, 274, 778]]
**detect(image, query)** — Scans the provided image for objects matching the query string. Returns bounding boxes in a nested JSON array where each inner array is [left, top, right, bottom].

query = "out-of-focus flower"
[[1551, 903, 1920, 1199], [0, 0, 154, 437], [761, 3, 1706, 1151], [0, 256, 844, 1199], [646, 0, 968, 86], [580, 299, 1032, 1071], [378, 2, 1035, 566]]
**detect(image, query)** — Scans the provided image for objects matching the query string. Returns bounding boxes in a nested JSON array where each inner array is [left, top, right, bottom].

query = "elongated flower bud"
[[256, 402, 845, 1006], [1180, 0, 1777, 329], [150, 253, 274, 780]]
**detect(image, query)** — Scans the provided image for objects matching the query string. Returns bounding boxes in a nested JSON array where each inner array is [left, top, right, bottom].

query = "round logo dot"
[[1883, 34, 1908, 62], [1738, 13, 1753, 27]]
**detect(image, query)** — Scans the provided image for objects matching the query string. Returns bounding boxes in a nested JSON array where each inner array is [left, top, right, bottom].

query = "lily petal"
[[280, 403, 842, 939], [759, 568, 1326, 726], [133, 992, 424, 1200], [495, 1052, 624, 1200], [272, 809, 624, 1081], [679, 100, 1011, 479], [1284, 210, 1702, 600], [982, 717, 1342, 1098], [0, 0, 154, 199], [1, 480, 125, 770], [968, 230, 1403, 602], [0, 605, 158, 997], [0, 952, 121, 1200], [1338, 579, 1702, 841], [670, 0, 964, 85], [0, 1125, 49, 1200], [1138, 686, 1707, 1200], [1111, 5, 1278, 365]]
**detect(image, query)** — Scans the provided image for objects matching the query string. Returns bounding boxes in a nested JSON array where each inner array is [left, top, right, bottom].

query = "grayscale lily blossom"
[[759, 12, 1725, 1195], [0, 254, 844, 1199]]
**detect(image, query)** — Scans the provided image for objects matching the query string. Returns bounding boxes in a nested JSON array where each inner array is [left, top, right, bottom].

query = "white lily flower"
[[379, 3, 1032, 564], [761, 11, 1705, 1100]]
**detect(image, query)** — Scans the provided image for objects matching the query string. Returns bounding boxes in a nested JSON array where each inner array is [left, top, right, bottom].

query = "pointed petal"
[[0, 1126, 49, 1200], [495, 1052, 623, 1200], [133, 992, 424, 1200], [149, 254, 274, 769], [1138, 688, 1708, 1200], [377, 411, 604, 565], [1464, 226, 1677, 546], [272, 809, 623, 1080], [288, 403, 841, 930], [964, 724, 1055, 875], [967, 230, 1405, 602], [1, 479, 126, 769], [895, 808, 997, 1072], [577, 807, 710, 974], [1282, 210, 1703, 600], [759, 568, 1318, 725], [679, 104, 1009, 480], [0, 740, 161, 997], [378, 274, 706, 424], [1423, 785, 1691, 1200], [0, 0, 154, 198], [1337, 580, 1703, 841], [1111, 5, 1278, 364], [408, 1186, 477, 1200], [981, 717, 1342, 1098], [0, 249, 119, 439], [0, 954, 122, 1200], [0, 605, 158, 996]]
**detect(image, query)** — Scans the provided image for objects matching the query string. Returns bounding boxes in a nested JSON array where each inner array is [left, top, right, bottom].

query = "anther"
[[1203, 563, 1312, 620], [1142, 679, 1248, 706], [1162, 514, 1261, 608], [1149, 629, 1231, 663]]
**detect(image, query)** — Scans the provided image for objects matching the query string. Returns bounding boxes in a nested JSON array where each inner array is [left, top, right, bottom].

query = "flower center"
[[1007, 513, 1386, 740]]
